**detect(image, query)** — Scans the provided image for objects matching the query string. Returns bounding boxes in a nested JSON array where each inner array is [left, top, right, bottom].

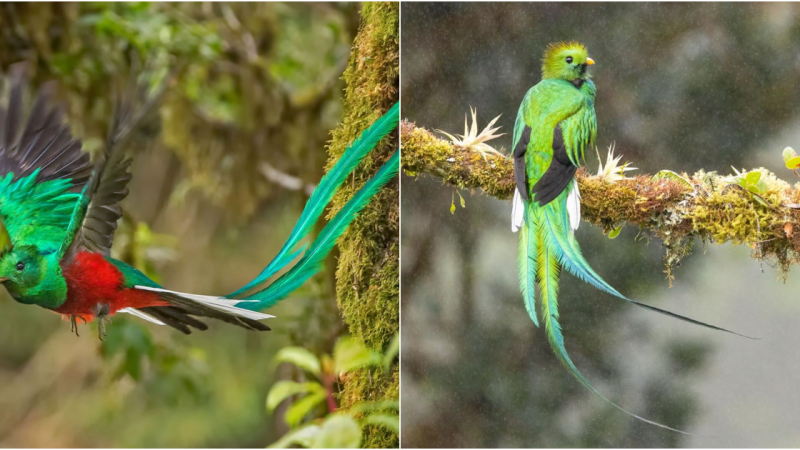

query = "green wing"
[[0, 67, 92, 250]]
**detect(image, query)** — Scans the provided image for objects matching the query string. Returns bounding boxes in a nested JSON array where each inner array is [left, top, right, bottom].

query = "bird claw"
[[97, 315, 112, 341], [70, 315, 88, 337], [93, 304, 112, 341], [70, 315, 80, 337]]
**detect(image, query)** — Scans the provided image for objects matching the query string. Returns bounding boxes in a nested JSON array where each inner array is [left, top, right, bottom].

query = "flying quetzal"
[[510, 42, 746, 432], [0, 67, 399, 338]]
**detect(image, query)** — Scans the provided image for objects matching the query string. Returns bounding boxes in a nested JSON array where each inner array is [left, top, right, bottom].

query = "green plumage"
[[512, 42, 739, 433]]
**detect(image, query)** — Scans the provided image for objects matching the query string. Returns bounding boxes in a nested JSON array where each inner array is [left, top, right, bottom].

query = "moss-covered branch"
[[402, 120, 800, 279], [327, 3, 399, 448]]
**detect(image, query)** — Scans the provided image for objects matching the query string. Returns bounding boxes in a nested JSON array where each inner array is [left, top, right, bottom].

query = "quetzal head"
[[541, 41, 595, 82], [0, 245, 45, 294], [0, 222, 61, 307]]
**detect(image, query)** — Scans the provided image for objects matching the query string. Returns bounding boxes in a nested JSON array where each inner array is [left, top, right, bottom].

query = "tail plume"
[[527, 203, 695, 434], [236, 149, 400, 310], [227, 103, 400, 297], [540, 203, 754, 339], [133, 286, 273, 333]]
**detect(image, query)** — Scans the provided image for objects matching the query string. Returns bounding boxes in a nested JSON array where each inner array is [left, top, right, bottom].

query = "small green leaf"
[[383, 333, 399, 372], [745, 170, 762, 185], [267, 381, 325, 412], [786, 156, 800, 170], [361, 414, 400, 433], [449, 201, 456, 214], [273, 347, 321, 376], [753, 194, 769, 208], [268, 424, 321, 448], [312, 415, 362, 448], [651, 170, 693, 189], [608, 227, 622, 239], [736, 177, 748, 189], [457, 190, 466, 208], [783, 147, 797, 163], [334, 336, 382, 375], [285, 391, 327, 427]]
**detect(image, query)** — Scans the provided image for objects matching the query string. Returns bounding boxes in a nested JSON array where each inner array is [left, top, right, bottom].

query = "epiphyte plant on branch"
[[508, 42, 753, 433], [0, 64, 400, 339]]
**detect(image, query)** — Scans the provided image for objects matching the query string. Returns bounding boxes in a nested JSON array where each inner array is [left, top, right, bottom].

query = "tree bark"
[[327, 3, 399, 448]]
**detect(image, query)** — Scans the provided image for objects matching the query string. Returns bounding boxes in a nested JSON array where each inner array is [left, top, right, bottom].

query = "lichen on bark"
[[401, 120, 800, 282], [326, 2, 399, 448]]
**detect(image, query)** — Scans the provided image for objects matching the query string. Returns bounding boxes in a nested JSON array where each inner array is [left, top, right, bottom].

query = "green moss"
[[326, 2, 398, 448], [400, 121, 515, 199]]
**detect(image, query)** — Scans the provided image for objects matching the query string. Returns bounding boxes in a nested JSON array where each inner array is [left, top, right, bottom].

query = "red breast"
[[55, 252, 166, 318]]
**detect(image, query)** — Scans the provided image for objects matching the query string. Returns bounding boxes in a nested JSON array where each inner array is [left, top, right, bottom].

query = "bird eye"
[[15, 262, 24, 271], [565, 56, 573, 64]]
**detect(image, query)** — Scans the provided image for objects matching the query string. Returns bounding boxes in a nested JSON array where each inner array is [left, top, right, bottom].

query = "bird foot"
[[70, 315, 87, 337], [93, 304, 112, 341], [98, 317, 105, 341]]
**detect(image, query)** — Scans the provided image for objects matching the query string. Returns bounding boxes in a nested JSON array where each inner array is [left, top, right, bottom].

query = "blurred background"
[[0, 2, 365, 447], [401, 2, 800, 447]]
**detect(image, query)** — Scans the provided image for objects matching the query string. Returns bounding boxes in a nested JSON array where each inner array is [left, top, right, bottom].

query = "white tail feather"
[[567, 180, 581, 231], [133, 286, 275, 320], [119, 307, 166, 325], [511, 188, 525, 232]]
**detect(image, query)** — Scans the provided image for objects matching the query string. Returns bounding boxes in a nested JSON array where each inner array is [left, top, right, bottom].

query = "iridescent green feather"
[[227, 102, 400, 298], [514, 42, 745, 433], [236, 149, 399, 310], [537, 197, 690, 434], [0, 171, 83, 247]]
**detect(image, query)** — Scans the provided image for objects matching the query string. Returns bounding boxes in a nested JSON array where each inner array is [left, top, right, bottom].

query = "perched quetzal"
[[510, 42, 744, 432], [0, 68, 399, 338]]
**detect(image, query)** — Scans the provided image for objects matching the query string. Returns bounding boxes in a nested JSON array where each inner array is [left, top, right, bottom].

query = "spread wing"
[[62, 141, 132, 257], [0, 66, 92, 247], [60, 74, 162, 259]]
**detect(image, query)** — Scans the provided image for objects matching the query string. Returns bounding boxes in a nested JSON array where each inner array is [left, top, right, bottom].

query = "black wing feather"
[[65, 67, 164, 258], [531, 122, 577, 206], [0, 66, 92, 188], [513, 125, 531, 201]]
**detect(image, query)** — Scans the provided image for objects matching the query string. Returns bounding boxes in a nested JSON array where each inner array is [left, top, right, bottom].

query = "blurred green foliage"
[[266, 334, 400, 448], [0, 2, 363, 447]]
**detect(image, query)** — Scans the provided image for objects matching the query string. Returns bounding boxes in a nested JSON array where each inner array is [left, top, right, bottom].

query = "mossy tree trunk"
[[402, 120, 800, 281], [326, 2, 399, 448]]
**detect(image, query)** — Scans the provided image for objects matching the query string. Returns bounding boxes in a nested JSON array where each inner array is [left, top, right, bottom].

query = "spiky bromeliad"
[[0, 68, 399, 338], [511, 42, 748, 433]]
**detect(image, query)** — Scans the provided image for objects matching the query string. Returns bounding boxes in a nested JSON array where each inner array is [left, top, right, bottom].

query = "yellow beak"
[[586, 57, 595, 66]]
